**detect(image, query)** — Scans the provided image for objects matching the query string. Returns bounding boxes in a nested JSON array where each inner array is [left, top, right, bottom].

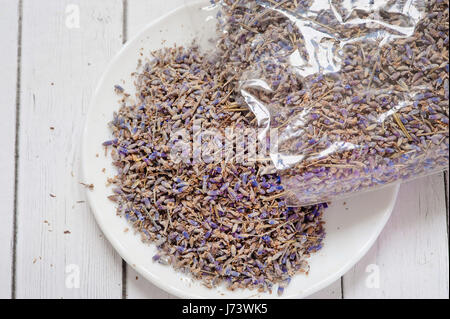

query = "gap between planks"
[[12, 0, 23, 299], [0, 0, 21, 299], [444, 171, 449, 239], [121, 0, 129, 300]]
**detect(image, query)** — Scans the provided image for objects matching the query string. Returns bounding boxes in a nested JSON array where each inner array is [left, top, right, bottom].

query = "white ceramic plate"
[[82, 0, 400, 299]]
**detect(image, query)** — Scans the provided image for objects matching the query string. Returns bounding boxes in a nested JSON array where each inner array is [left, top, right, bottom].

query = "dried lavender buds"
[[105, 46, 326, 293], [213, 0, 449, 205]]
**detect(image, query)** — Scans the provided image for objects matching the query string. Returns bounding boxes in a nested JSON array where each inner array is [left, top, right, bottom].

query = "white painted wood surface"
[[307, 279, 342, 299], [15, 0, 123, 298], [0, 0, 448, 299], [0, 0, 19, 299], [343, 173, 449, 299]]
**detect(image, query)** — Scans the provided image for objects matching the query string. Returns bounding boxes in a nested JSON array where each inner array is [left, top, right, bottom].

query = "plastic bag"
[[212, 0, 449, 205]]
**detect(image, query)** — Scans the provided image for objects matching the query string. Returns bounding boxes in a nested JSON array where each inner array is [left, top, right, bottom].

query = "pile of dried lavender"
[[104, 45, 326, 294], [214, 0, 449, 204]]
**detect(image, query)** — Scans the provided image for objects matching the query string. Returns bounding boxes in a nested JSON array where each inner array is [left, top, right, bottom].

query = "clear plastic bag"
[[213, 0, 449, 205]]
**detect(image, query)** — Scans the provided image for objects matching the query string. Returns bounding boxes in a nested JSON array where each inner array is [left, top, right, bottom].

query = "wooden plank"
[[125, 268, 173, 299], [126, 0, 190, 43], [0, 0, 19, 299], [343, 174, 449, 299], [15, 0, 124, 298], [308, 279, 342, 299]]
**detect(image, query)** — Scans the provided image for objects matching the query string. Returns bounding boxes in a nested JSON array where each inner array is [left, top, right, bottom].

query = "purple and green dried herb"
[[105, 45, 326, 294]]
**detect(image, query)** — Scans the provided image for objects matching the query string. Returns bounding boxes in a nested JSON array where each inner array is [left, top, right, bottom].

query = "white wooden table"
[[0, 0, 448, 299]]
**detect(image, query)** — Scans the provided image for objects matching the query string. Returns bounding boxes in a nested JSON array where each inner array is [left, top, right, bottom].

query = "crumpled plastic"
[[213, 0, 449, 205]]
